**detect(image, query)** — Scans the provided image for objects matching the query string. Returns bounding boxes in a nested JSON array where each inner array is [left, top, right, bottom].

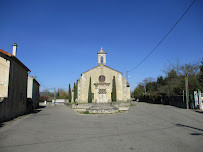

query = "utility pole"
[[54, 88, 56, 105], [185, 69, 189, 109]]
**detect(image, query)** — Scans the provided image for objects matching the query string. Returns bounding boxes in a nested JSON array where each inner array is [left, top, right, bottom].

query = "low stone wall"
[[87, 103, 119, 114], [0, 98, 27, 123], [67, 101, 131, 114], [69, 102, 130, 109], [71, 103, 92, 109], [112, 101, 131, 108]]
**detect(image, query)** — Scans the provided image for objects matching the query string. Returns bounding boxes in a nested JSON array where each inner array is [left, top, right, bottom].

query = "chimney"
[[12, 43, 17, 56]]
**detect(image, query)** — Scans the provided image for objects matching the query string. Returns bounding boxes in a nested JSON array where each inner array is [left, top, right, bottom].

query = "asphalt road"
[[0, 102, 202, 152]]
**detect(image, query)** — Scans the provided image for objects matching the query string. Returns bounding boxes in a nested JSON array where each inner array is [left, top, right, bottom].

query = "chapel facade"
[[77, 47, 130, 103]]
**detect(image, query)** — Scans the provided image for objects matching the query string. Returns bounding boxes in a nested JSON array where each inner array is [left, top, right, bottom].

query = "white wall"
[[0, 57, 10, 98], [27, 76, 33, 98]]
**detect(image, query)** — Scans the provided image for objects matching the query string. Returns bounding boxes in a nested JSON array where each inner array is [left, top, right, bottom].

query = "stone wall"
[[112, 101, 131, 107], [0, 57, 28, 123], [78, 65, 130, 103], [32, 79, 40, 109], [71, 103, 92, 109], [0, 55, 10, 98], [67, 101, 131, 114]]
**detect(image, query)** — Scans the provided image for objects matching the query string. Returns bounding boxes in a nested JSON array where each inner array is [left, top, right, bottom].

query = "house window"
[[99, 75, 105, 82], [92, 93, 94, 100]]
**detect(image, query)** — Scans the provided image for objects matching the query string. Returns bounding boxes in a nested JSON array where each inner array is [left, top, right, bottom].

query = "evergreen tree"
[[76, 80, 78, 99], [88, 77, 92, 103], [112, 76, 117, 102], [68, 84, 71, 103], [73, 82, 76, 102]]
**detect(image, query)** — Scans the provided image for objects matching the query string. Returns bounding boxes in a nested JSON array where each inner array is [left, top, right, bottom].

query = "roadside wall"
[[32, 79, 40, 109], [0, 58, 28, 123]]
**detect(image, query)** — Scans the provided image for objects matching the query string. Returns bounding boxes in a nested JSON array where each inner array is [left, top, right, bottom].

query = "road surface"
[[0, 102, 202, 152]]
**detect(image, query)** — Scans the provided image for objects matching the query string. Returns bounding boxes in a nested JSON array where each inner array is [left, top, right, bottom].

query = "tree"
[[40, 95, 49, 102], [112, 76, 117, 102], [68, 84, 71, 103], [134, 60, 203, 105], [75, 80, 78, 99], [55, 88, 68, 99], [88, 77, 92, 103], [133, 84, 145, 100], [73, 83, 76, 102], [60, 91, 67, 99], [57, 90, 60, 98], [157, 76, 165, 86], [197, 63, 203, 90]]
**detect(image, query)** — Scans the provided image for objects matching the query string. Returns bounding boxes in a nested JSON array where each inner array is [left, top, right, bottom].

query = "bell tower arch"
[[97, 46, 107, 65]]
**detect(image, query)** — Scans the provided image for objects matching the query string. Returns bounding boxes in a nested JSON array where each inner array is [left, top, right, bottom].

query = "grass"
[[83, 111, 90, 114]]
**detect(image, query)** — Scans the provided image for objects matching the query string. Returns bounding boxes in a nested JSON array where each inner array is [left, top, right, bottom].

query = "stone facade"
[[0, 44, 30, 123], [0, 54, 10, 100], [77, 47, 130, 103]]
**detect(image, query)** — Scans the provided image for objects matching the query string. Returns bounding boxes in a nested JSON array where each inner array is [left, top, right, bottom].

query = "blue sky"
[[0, 0, 202, 91]]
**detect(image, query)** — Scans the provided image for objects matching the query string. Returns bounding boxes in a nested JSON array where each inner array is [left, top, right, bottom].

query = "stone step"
[[87, 103, 119, 114]]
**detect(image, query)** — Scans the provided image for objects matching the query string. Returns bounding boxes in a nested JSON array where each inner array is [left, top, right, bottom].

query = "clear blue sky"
[[0, 0, 202, 92]]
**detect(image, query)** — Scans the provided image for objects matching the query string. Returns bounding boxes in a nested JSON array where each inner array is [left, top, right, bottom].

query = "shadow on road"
[[176, 124, 203, 131], [0, 123, 4, 128], [195, 111, 203, 114], [190, 133, 203, 135], [38, 105, 46, 109], [32, 106, 46, 114], [0, 106, 46, 127]]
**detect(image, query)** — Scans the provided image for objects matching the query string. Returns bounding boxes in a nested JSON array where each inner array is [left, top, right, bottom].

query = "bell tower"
[[97, 46, 107, 65]]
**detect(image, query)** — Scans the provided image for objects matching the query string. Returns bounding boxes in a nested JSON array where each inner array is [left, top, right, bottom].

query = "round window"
[[99, 75, 105, 82]]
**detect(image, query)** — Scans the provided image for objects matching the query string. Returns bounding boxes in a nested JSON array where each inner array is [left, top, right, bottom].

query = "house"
[[76, 47, 131, 103], [27, 75, 40, 110], [0, 43, 30, 122]]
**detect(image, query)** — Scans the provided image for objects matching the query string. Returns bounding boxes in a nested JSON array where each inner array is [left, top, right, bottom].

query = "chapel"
[[76, 47, 130, 103]]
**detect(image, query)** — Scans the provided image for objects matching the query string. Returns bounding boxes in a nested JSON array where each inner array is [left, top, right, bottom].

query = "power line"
[[128, 0, 198, 72]]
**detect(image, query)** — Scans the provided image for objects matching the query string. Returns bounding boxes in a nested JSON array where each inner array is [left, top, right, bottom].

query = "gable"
[[0, 49, 30, 72], [81, 65, 122, 76]]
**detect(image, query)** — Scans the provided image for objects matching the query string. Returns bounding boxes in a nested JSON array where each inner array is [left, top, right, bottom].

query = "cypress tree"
[[76, 80, 78, 99], [88, 77, 92, 103], [68, 84, 71, 103], [57, 90, 60, 98], [112, 76, 117, 102], [74, 82, 76, 102]]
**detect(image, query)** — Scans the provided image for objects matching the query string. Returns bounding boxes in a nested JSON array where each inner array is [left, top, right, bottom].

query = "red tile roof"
[[0, 49, 30, 72], [28, 75, 34, 79], [0, 49, 12, 57]]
